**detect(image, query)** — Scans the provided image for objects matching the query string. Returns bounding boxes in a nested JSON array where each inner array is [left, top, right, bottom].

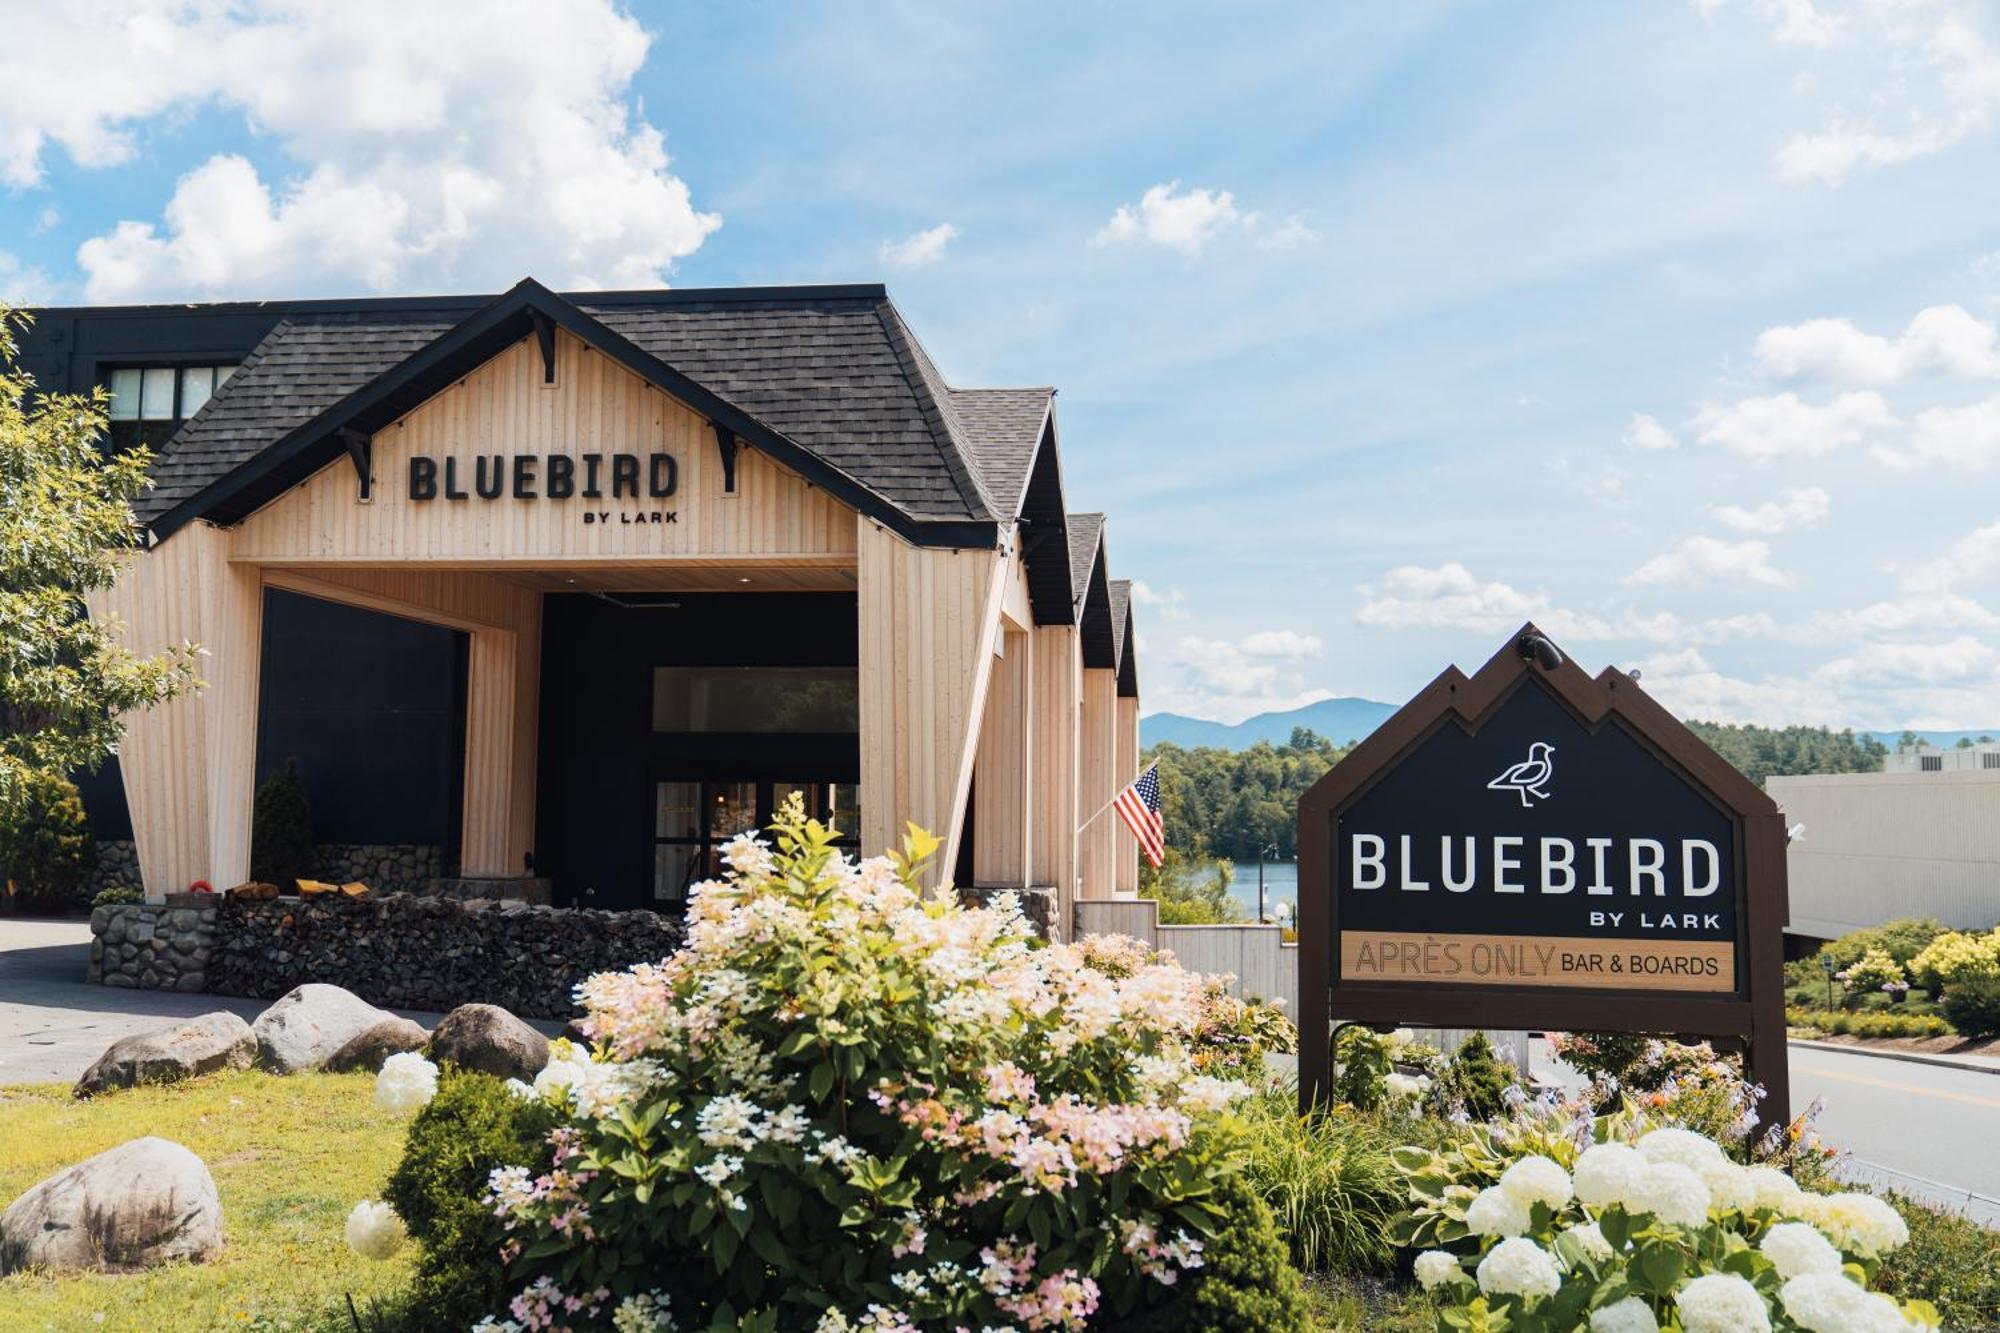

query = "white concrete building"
[[1884, 741, 2000, 774], [1766, 769, 2000, 942]]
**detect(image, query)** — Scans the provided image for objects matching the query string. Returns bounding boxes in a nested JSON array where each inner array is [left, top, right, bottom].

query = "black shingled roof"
[[131, 283, 1043, 533]]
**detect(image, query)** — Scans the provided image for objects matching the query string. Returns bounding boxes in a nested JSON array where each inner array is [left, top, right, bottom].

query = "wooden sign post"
[[1298, 624, 1790, 1130]]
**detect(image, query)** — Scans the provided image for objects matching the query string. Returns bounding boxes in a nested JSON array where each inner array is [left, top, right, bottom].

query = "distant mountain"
[[1142, 697, 1398, 751]]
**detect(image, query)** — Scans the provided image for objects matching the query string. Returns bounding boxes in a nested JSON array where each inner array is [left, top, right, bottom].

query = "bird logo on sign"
[[1487, 741, 1554, 807]]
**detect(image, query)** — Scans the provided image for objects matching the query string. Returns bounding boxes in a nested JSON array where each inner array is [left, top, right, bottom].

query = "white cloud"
[[1804, 592, 2000, 641], [1093, 182, 1242, 257], [1238, 629, 1322, 659], [1354, 563, 1758, 645], [1148, 633, 1334, 724], [0, 249, 55, 305], [879, 222, 960, 269], [2, 0, 719, 300], [1753, 304, 2000, 383], [1090, 181, 1309, 258], [1628, 536, 1794, 587], [1709, 485, 1830, 534], [1901, 518, 2000, 593], [31, 206, 58, 236], [1623, 412, 1678, 451], [1357, 563, 1546, 632], [1636, 633, 2000, 727], [1716, 0, 2000, 185], [1129, 580, 1190, 621], [1872, 396, 2000, 468], [1692, 390, 1893, 460]]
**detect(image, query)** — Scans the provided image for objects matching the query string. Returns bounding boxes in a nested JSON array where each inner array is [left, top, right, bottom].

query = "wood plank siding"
[[91, 309, 1135, 908], [231, 331, 858, 570], [1078, 669, 1119, 897], [856, 521, 1006, 881], [1115, 695, 1141, 894]]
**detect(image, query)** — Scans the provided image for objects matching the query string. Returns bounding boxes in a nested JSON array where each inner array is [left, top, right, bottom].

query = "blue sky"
[[7, 0, 2000, 728]]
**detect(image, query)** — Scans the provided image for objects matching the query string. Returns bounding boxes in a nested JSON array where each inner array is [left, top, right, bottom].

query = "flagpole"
[[1076, 762, 1156, 838]]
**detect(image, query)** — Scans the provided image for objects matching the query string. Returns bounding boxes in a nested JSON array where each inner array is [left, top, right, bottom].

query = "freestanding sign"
[[1297, 625, 1790, 1128]]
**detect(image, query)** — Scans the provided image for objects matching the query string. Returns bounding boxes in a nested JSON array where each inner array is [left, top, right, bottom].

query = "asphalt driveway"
[[0, 917, 495, 1085]]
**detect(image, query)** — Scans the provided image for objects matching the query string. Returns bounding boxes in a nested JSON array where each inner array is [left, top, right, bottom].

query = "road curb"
[[1788, 1037, 2000, 1078]]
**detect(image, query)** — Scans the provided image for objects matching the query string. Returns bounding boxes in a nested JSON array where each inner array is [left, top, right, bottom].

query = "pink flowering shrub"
[[471, 803, 1266, 1332]]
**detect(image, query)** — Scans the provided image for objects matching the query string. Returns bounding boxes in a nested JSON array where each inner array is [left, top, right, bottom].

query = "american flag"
[[1113, 762, 1166, 867]]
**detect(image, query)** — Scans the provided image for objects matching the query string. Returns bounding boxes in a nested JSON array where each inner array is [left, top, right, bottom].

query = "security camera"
[[1516, 632, 1564, 671]]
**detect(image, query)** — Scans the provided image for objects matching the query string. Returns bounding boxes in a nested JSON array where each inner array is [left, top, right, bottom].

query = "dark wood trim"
[[710, 421, 738, 493], [1297, 623, 1790, 1133], [530, 309, 557, 384], [339, 428, 372, 502]]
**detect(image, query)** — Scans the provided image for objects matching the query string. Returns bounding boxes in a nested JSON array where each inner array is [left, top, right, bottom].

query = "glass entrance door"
[[651, 779, 861, 904]]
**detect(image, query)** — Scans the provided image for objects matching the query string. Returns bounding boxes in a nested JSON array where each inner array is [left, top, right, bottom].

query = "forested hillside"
[[1681, 721, 1887, 785], [1144, 721, 1891, 868], [1145, 727, 1346, 862]]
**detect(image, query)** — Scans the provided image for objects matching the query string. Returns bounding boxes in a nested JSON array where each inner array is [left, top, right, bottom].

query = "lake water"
[[1228, 859, 1298, 921]]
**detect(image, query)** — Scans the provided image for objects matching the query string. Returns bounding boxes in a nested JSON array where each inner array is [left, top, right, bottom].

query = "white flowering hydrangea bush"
[[1393, 1114, 1941, 1331], [466, 806, 1282, 1333]]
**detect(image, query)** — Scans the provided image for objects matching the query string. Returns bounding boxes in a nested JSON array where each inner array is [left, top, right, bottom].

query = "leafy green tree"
[[1142, 849, 1242, 924], [0, 769, 97, 913], [1144, 728, 1347, 863], [0, 307, 196, 829], [1682, 720, 1887, 785]]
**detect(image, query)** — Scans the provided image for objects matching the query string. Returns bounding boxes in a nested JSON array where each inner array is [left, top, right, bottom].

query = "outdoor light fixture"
[[1516, 632, 1564, 671]]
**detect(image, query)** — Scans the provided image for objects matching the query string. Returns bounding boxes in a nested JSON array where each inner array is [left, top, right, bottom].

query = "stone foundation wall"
[[87, 840, 143, 901], [311, 843, 443, 896], [960, 885, 1057, 940], [207, 894, 684, 1018], [88, 896, 217, 991]]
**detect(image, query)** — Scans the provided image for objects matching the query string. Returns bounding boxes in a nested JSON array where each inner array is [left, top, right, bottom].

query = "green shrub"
[[1147, 850, 1244, 924], [1441, 1032, 1515, 1122], [1332, 1026, 1391, 1111], [1237, 1094, 1403, 1275], [1819, 918, 1949, 970], [0, 771, 96, 914], [1097, 1171, 1310, 1333], [249, 757, 314, 890], [381, 1070, 556, 1329], [91, 883, 142, 908], [482, 810, 1259, 1328], [1875, 1191, 2000, 1329], [1910, 929, 2000, 995], [1787, 1007, 1954, 1038], [1839, 946, 1905, 994], [1940, 971, 2000, 1038]]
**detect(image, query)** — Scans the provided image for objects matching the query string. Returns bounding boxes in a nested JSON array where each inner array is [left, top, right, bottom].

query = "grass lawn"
[[0, 1071, 413, 1332]]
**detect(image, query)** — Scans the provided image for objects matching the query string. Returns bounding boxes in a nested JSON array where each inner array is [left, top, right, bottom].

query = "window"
[[651, 666, 859, 734], [105, 364, 238, 452], [1920, 755, 1943, 772], [1983, 753, 2000, 770], [651, 779, 859, 902]]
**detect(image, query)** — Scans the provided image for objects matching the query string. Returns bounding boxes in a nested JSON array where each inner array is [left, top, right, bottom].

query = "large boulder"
[[0, 1137, 222, 1274], [428, 1003, 549, 1081], [250, 983, 394, 1074], [74, 1012, 255, 1098], [322, 1016, 430, 1074]]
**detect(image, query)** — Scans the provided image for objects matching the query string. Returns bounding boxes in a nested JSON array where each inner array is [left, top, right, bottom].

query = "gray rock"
[[429, 1003, 549, 1081], [74, 1012, 254, 1097], [323, 1016, 430, 1074], [250, 983, 394, 1074], [0, 1138, 222, 1274]]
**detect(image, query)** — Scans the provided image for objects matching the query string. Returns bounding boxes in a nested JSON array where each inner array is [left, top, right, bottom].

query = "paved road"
[[1790, 1045, 2000, 1225], [0, 917, 554, 1085], [1532, 1036, 2000, 1225]]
